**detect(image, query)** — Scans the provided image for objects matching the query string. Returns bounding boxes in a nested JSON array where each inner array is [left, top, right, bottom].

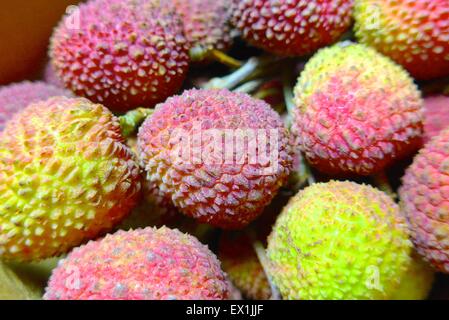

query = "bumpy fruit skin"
[[400, 128, 449, 273], [219, 232, 271, 300], [267, 181, 412, 300], [44, 227, 230, 300], [354, 0, 449, 80], [423, 96, 449, 144], [50, 0, 190, 112], [391, 251, 434, 300], [292, 42, 423, 176], [0, 97, 141, 261], [230, 0, 354, 56], [0, 81, 72, 131], [138, 89, 293, 229], [170, 0, 233, 61]]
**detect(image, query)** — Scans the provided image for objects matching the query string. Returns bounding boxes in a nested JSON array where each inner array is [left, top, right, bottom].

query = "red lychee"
[[230, 0, 354, 56], [138, 88, 293, 229], [50, 0, 190, 112]]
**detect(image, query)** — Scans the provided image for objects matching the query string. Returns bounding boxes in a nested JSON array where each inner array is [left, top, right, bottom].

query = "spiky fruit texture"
[[138, 88, 293, 229], [423, 96, 449, 144], [50, 0, 189, 112], [354, 0, 449, 80], [230, 0, 354, 57], [219, 232, 271, 300], [170, 0, 233, 61], [0, 97, 141, 261], [391, 252, 434, 300], [400, 128, 449, 273], [44, 227, 230, 300], [267, 181, 412, 300], [0, 81, 73, 131], [0, 261, 41, 300], [292, 42, 423, 176]]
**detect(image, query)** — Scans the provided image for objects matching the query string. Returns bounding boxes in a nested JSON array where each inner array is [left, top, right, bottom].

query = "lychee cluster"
[[44, 227, 230, 300], [292, 42, 423, 176], [50, 0, 190, 112]]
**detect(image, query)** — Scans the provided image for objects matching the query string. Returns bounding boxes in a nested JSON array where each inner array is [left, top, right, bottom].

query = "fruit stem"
[[119, 108, 154, 138], [372, 171, 396, 199], [233, 79, 264, 94], [208, 49, 244, 69], [252, 240, 282, 300], [202, 56, 279, 90], [282, 65, 296, 118]]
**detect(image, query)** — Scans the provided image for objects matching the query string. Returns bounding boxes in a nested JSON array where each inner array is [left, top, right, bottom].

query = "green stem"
[[233, 79, 264, 94], [119, 108, 154, 138], [252, 240, 282, 300]]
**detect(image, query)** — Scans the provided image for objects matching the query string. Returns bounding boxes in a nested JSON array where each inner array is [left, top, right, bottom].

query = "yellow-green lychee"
[[267, 181, 412, 300]]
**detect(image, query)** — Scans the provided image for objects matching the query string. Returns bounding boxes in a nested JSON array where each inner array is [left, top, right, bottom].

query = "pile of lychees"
[[1, 0, 449, 300]]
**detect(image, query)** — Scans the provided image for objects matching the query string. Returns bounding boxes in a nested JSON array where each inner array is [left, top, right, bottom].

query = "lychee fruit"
[[138, 88, 293, 229], [267, 181, 413, 300], [292, 42, 423, 176], [0, 97, 141, 261], [44, 227, 231, 300], [230, 0, 354, 57], [400, 127, 449, 273], [169, 0, 234, 62], [354, 0, 449, 80], [0, 81, 73, 131], [423, 95, 449, 144], [50, 0, 190, 112]]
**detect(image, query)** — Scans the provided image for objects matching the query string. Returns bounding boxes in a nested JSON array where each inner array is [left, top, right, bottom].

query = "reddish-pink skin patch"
[[423, 96, 449, 144], [0, 81, 73, 131], [231, 0, 354, 56], [293, 74, 423, 176], [44, 227, 230, 300], [400, 128, 449, 273]]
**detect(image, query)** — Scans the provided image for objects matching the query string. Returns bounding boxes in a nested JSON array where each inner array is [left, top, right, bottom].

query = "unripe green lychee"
[[267, 181, 412, 300]]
